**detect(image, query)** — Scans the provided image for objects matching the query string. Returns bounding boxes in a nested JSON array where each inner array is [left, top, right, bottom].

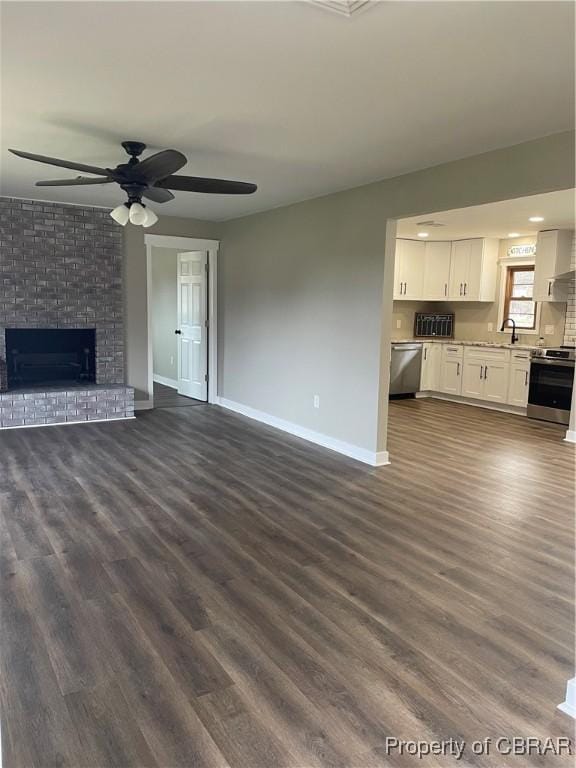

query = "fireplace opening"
[[6, 329, 96, 389]]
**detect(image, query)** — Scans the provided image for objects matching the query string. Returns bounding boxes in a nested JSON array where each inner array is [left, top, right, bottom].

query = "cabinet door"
[[423, 242, 451, 300], [463, 239, 484, 300], [440, 358, 462, 395], [507, 364, 530, 407], [420, 343, 441, 390], [393, 240, 406, 299], [483, 361, 510, 404], [449, 241, 470, 299], [461, 359, 484, 399], [533, 231, 558, 302], [399, 240, 425, 300]]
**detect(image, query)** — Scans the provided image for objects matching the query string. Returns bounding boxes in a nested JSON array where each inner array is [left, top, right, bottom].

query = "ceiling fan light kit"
[[9, 140, 257, 227]]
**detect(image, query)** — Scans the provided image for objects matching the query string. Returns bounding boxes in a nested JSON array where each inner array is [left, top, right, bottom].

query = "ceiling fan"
[[9, 140, 257, 227]]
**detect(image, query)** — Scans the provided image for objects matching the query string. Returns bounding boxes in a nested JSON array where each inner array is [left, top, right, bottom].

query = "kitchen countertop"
[[392, 339, 538, 350]]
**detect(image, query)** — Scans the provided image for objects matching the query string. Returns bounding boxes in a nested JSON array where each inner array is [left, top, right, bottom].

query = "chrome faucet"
[[500, 317, 519, 344]]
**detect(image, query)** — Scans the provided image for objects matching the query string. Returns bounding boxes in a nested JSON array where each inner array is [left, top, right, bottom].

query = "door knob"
[[174, 329, 182, 335]]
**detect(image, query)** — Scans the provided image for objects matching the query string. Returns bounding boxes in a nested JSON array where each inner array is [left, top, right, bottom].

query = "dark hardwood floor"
[[0, 398, 574, 767], [153, 381, 205, 408]]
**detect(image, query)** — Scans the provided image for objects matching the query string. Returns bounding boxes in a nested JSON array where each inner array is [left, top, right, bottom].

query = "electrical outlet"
[[487, 322, 493, 333], [313, 395, 320, 409], [396, 319, 402, 329], [544, 325, 554, 335]]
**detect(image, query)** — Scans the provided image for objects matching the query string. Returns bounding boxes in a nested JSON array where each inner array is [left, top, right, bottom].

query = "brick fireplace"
[[0, 197, 133, 427]]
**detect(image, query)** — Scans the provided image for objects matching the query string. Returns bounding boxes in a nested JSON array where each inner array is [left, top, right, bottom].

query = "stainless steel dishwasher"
[[389, 343, 423, 396]]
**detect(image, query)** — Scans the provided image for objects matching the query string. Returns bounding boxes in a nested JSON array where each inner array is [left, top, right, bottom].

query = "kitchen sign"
[[508, 244, 536, 257]]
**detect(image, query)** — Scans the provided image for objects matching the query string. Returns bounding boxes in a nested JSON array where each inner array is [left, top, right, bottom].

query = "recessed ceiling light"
[[508, 232, 520, 238], [418, 232, 429, 238], [529, 216, 544, 222]]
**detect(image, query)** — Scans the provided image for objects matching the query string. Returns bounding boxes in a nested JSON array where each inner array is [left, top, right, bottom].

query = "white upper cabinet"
[[533, 229, 573, 302], [394, 239, 425, 299], [394, 238, 498, 302], [423, 242, 451, 300], [448, 239, 499, 301]]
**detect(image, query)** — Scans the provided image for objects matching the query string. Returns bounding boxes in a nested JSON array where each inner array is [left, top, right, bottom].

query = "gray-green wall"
[[219, 131, 575, 456], [151, 248, 178, 383]]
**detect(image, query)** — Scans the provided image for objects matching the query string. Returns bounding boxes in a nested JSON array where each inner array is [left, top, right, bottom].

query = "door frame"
[[145, 234, 219, 405]]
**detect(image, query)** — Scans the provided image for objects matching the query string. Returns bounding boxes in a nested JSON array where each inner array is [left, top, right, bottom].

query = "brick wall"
[[0, 197, 124, 390], [563, 232, 576, 346]]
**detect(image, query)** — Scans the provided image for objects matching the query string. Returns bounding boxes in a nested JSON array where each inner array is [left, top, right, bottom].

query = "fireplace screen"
[[5, 328, 96, 389]]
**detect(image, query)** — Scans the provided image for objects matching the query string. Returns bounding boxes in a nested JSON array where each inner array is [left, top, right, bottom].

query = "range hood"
[[551, 268, 576, 282]]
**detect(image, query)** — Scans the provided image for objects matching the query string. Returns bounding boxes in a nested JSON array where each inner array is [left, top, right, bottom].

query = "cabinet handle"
[[459, 283, 463, 296], [444, 283, 447, 296], [479, 366, 483, 380], [424, 348, 427, 361], [457, 362, 460, 376], [403, 282, 407, 295], [525, 371, 528, 386], [484, 365, 488, 380], [548, 281, 552, 296], [464, 282, 467, 296]]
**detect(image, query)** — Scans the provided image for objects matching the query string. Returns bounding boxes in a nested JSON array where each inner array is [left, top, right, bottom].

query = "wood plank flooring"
[[0, 398, 574, 767], [153, 381, 205, 408]]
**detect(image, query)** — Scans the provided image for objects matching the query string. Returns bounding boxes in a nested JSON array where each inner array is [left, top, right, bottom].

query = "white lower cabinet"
[[439, 345, 463, 395], [483, 361, 510, 404], [420, 342, 442, 390], [422, 343, 530, 411], [461, 347, 510, 404], [507, 350, 531, 407], [461, 359, 484, 399]]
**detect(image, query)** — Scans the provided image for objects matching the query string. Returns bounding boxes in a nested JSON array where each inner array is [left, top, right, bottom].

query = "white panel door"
[[400, 240, 426, 299], [449, 240, 471, 299], [461, 359, 484, 399], [439, 359, 462, 395], [177, 251, 208, 401], [423, 242, 451, 300], [508, 364, 530, 407], [394, 240, 425, 299], [464, 239, 484, 300], [483, 361, 510, 404], [420, 343, 441, 391]]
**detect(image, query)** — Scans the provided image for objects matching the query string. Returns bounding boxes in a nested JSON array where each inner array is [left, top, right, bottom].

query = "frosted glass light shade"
[[142, 207, 158, 228], [110, 204, 130, 226], [129, 202, 147, 225]]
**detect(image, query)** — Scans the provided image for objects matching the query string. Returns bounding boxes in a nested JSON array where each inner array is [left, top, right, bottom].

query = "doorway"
[[145, 235, 219, 410]]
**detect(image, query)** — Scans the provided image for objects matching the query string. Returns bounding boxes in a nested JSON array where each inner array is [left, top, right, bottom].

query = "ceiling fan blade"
[[134, 150, 187, 182], [157, 175, 257, 195], [9, 148, 109, 176], [142, 186, 175, 204], [36, 177, 115, 187]]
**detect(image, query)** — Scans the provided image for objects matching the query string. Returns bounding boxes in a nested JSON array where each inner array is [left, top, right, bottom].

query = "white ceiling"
[[396, 189, 576, 241], [1, 1, 574, 221]]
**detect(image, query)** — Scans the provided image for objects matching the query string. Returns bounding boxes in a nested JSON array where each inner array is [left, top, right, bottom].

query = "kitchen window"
[[503, 265, 537, 330]]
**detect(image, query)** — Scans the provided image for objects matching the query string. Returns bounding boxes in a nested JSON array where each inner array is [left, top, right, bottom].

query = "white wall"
[[219, 131, 575, 460]]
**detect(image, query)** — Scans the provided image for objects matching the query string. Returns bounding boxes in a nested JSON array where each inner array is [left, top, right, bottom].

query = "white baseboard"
[[153, 374, 178, 389], [564, 430, 576, 444], [217, 397, 389, 467], [558, 677, 576, 719], [135, 398, 154, 411]]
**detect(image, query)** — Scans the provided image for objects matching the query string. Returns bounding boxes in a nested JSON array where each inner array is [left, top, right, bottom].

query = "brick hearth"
[[0, 197, 130, 427]]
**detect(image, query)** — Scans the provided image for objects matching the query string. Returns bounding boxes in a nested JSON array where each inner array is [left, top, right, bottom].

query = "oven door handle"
[[531, 359, 575, 368]]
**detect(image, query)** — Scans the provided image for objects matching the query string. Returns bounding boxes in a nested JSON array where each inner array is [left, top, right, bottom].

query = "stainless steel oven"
[[528, 347, 575, 425]]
